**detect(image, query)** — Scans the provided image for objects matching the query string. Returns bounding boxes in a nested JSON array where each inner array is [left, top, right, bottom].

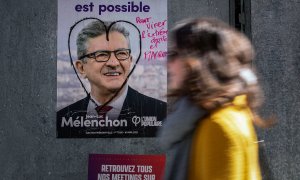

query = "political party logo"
[[131, 116, 162, 127]]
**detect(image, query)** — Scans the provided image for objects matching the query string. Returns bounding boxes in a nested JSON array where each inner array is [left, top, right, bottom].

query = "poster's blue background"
[[0, 0, 299, 179]]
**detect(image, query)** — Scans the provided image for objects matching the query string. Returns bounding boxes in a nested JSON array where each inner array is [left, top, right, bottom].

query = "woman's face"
[[167, 56, 187, 90]]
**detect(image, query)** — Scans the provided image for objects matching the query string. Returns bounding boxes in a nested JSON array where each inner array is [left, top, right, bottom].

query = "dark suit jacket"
[[57, 87, 167, 138]]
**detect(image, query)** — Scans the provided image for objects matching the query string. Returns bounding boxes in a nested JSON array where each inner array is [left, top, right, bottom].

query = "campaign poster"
[[57, 0, 167, 138], [88, 154, 166, 180]]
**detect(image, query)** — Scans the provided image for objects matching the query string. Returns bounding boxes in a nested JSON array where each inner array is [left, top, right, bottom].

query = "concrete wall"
[[251, 1, 300, 179], [1, 0, 299, 179], [168, 0, 230, 27]]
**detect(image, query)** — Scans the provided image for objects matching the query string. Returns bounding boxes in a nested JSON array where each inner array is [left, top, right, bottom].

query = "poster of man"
[[56, 0, 167, 138]]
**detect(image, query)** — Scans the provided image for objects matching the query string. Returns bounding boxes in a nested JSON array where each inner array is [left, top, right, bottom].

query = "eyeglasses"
[[79, 49, 131, 62]]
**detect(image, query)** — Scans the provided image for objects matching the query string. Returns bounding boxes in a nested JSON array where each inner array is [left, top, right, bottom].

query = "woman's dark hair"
[[169, 18, 274, 127]]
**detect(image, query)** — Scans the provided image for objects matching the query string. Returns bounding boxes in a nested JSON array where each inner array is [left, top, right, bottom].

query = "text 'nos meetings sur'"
[[74, 1, 151, 15]]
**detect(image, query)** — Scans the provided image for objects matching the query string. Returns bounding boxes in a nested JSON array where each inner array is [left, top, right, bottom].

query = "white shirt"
[[86, 85, 128, 120]]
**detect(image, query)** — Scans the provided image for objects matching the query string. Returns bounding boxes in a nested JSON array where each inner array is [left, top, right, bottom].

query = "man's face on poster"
[[76, 31, 132, 94]]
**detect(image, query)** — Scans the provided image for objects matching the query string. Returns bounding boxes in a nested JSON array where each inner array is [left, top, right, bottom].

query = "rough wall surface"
[[168, 0, 229, 28], [252, 1, 300, 180]]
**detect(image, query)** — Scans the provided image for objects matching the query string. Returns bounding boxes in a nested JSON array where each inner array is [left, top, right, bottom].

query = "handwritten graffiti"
[[136, 17, 167, 60]]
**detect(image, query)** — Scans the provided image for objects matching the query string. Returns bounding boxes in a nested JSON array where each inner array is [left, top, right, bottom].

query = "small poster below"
[[88, 154, 166, 180]]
